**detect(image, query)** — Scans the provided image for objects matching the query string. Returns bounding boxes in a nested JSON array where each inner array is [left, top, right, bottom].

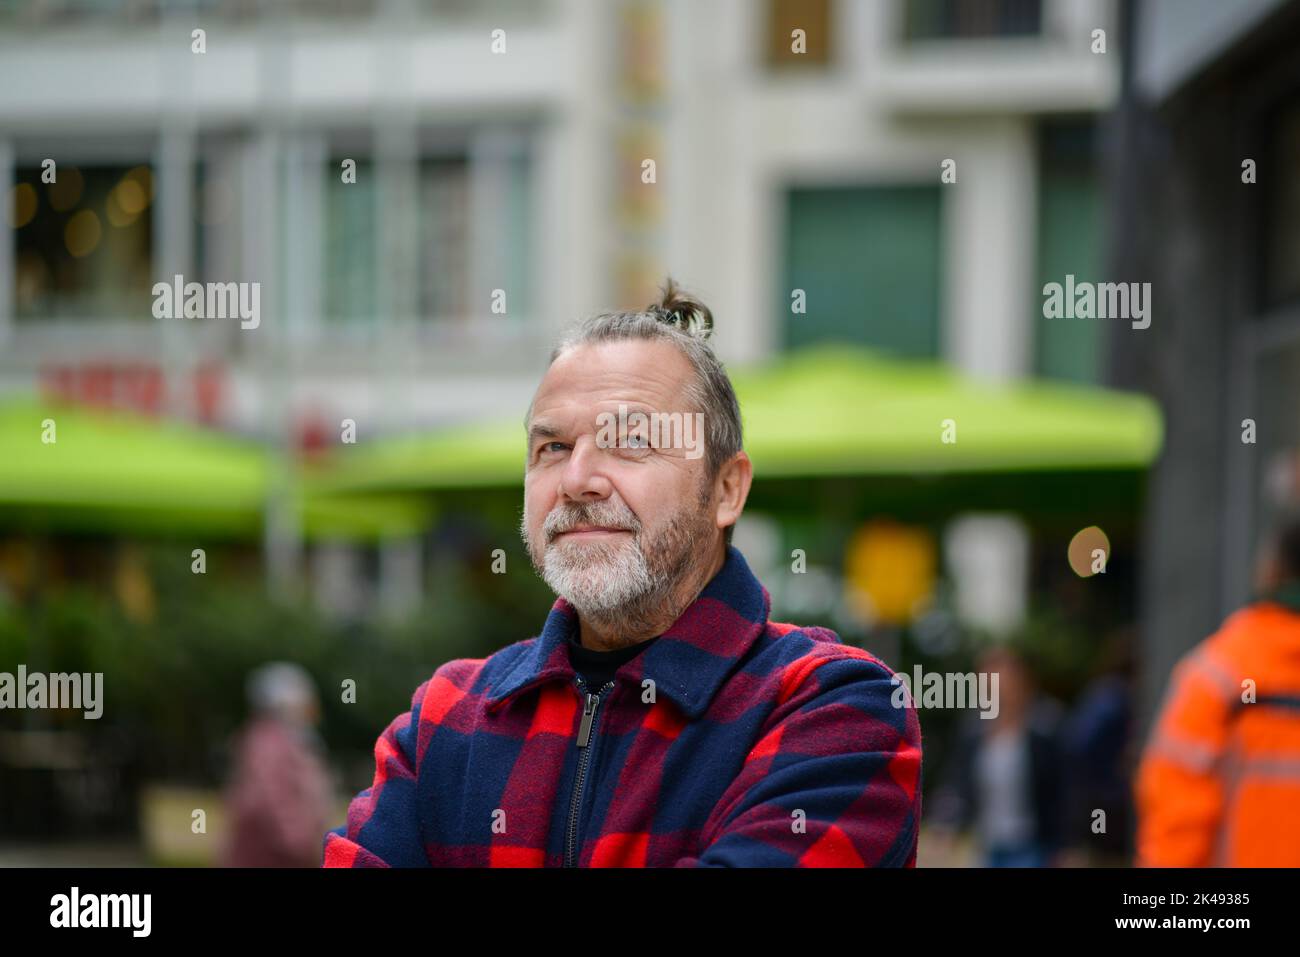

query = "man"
[[1134, 517, 1300, 866], [323, 279, 922, 867]]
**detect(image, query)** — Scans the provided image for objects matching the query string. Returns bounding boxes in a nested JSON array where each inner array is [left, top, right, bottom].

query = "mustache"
[[544, 506, 640, 541]]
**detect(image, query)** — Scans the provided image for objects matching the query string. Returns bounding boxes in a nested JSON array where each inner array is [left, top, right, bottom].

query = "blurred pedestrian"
[[219, 662, 334, 867], [930, 645, 1066, 867], [1061, 629, 1136, 865], [1134, 516, 1300, 866]]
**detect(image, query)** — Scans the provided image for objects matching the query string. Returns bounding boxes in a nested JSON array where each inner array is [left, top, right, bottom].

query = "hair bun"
[[649, 276, 713, 338]]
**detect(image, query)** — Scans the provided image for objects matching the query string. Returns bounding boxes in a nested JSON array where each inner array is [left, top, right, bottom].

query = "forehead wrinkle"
[[539, 342, 693, 406], [530, 385, 684, 429]]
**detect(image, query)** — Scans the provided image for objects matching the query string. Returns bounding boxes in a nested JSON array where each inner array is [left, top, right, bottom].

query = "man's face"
[[519, 339, 719, 627]]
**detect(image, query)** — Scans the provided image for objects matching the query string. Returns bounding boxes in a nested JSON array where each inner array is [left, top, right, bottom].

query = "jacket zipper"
[[564, 676, 613, 867]]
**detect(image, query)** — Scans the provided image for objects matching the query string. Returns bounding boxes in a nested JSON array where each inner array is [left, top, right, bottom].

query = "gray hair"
[[247, 662, 317, 722], [527, 277, 744, 546]]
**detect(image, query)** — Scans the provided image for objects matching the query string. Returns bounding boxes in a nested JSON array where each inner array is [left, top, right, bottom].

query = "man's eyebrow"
[[527, 421, 565, 445], [527, 405, 661, 445]]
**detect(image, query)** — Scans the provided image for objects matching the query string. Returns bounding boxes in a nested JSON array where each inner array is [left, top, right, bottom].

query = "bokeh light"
[[1068, 525, 1110, 577], [64, 208, 102, 257], [107, 178, 145, 227], [124, 165, 155, 203], [116, 177, 147, 215], [9, 182, 37, 228], [15, 251, 49, 308]]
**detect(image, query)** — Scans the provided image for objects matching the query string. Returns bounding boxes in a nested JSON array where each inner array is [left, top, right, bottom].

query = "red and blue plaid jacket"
[[323, 544, 922, 866]]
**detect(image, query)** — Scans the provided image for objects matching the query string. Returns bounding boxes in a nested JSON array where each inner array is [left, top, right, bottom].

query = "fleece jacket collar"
[[484, 544, 770, 720]]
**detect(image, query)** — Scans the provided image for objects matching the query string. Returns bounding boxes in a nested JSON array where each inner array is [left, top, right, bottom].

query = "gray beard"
[[542, 532, 655, 619], [520, 491, 714, 640]]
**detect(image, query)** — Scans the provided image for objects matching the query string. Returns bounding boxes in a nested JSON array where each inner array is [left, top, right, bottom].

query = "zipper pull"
[[577, 692, 598, 748]]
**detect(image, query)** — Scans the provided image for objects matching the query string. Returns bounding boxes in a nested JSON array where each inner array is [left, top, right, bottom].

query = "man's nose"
[[558, 434, 613, 501]]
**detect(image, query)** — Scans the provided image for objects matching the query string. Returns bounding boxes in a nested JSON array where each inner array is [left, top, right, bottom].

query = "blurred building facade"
[[1, 0, 1118, 414], [1, 0, 1120, 622]]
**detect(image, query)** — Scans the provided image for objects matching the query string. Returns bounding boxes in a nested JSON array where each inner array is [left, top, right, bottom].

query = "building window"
[[780, 184, 942, 357], [324, 156, 377, 325], [765, 0, 833, 69], [471, 146, 533, 323], [11, 162, 154, 321], [1034, 119, 1105, 383], [417, 157, 472, 321], [318, 129, 532, 328], [903, 0, 1042, 41], [193, 140, 245, 291]]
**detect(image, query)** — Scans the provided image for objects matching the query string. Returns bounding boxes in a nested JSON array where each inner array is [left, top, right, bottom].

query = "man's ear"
[[713, 452, 752, 532]]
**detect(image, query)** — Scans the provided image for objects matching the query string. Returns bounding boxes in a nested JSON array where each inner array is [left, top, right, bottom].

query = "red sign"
[[39, 360, 226, 425]]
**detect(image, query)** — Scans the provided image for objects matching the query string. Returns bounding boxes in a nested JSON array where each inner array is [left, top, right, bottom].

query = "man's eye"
[[626, 433, 650, 449], [539, 441, 567, 455]]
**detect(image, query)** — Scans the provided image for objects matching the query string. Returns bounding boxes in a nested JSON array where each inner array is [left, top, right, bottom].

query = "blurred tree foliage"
[[0, 529, 557, 802]]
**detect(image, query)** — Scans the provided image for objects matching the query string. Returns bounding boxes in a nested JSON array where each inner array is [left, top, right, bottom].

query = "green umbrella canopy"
[[309, 344, 1164, 493], [0, 398, 431, 540]]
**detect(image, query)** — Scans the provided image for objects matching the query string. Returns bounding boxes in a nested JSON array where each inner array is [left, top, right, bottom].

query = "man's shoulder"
[[743, 620, 921, 750], [747, 619, 904, 709], [759, 619, 899, 680]]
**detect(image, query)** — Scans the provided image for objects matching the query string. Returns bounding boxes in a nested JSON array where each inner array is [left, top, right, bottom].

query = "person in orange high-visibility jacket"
[[1135, 519, 1300, 866]]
